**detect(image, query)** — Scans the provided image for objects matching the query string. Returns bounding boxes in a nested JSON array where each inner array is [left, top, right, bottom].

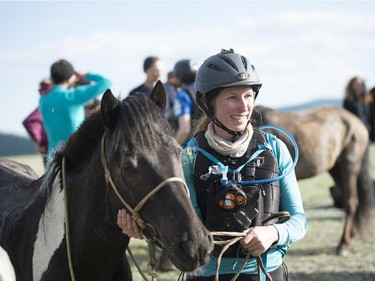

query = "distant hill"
[[0, 98, 344, 157], [0, 133, 34, 156], [277, 98, 342, 112]]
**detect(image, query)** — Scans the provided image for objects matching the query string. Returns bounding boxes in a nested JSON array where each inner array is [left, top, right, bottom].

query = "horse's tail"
[[356, 149, 374, 232]]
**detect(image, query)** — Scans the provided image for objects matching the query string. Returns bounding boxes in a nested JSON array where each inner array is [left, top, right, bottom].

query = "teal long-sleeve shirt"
[[183, 132, 307, 278], [39, 73, 112, 162]]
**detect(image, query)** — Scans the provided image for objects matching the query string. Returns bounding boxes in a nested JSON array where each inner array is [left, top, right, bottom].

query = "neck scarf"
[[204, 123, 253, 157]]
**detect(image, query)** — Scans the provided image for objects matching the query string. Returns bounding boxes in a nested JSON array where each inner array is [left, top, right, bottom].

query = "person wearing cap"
[[39, 59, 112, 164], [173, 59, 199, 146], [117, 49, 306, 280]]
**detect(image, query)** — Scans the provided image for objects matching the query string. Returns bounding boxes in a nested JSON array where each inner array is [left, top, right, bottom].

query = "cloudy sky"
[[1, 0, 374, 136]]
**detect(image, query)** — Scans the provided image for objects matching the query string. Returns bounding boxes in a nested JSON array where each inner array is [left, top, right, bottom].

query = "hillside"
[[277, 98, 342, 112], [0, 133, 34, 156], [0, 98, 343, 157]]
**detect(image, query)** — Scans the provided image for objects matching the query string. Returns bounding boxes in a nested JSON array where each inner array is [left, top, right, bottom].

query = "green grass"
[[3, 147, 375, 281]]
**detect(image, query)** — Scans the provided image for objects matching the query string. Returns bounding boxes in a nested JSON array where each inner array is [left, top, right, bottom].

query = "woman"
[[330, 76, 375, 208], [118, 49, 306, 281], [343, 76, 375, 142]]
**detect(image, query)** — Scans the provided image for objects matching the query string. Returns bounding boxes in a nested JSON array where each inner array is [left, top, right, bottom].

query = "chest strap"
[[196, 142, 271, 185]]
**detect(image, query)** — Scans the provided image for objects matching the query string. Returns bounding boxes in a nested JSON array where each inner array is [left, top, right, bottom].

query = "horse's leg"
[[329, 161, 355, 256], [335, 149, 362, 256], [328, 165, 344, 208]]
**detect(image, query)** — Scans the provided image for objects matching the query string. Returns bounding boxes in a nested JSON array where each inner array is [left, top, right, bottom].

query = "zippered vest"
[[193, 129, 280, 257]]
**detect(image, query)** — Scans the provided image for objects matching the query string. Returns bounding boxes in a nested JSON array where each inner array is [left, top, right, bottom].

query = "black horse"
[[0, 82, 213, 281]]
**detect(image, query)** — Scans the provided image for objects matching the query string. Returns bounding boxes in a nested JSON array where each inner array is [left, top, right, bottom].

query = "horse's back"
[[0, 159, 42, 244], [257, 106, 369, 179], [0, 158, 39, 187], [0, 158, 40, 208]]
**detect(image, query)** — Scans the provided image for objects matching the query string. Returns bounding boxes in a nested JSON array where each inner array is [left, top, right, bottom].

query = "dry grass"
[[4, 147, 375, 281]]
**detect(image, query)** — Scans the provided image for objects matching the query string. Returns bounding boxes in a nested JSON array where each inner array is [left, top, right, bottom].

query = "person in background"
[[129, 56, 175, 120], [117, 49, 307, 280], [331, 76, 375, 208], [129, 56, 163, 97], [343, 76, 375, 141], [23, 75, 100, 167], [167, 70, 178, 89], [22, 79, 52, 166], [173, 59, 199, 146], [164, 71, 178, 129], [39, 59, 112, 164]]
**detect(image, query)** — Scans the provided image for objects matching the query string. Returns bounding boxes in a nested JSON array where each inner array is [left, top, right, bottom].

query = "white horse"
[[0, 246, 15, 281]]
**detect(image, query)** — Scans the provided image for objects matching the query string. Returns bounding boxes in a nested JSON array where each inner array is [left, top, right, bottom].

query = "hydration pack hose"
[[239, 125, 299, 186]]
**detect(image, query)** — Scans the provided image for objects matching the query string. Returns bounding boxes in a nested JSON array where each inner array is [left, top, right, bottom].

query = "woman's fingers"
[[117, 209, 143, 239]]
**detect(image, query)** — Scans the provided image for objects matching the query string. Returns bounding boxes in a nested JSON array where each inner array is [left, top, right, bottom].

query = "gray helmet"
[[195, 49, 262, 110], [173, 59, 198, 84]]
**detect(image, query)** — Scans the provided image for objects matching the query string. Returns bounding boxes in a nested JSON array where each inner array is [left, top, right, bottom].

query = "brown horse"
[[255, 105, 374, 256]]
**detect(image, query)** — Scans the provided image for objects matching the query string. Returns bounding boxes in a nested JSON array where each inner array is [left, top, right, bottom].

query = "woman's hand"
[[240, 225, 279, 257], [117, 209, 143, 239]]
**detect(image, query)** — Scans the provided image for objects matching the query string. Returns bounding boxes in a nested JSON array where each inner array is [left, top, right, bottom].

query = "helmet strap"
[[212, 117, 250, 143]]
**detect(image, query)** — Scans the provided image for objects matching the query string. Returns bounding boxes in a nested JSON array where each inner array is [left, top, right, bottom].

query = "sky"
[[1, 0, 375, 137]]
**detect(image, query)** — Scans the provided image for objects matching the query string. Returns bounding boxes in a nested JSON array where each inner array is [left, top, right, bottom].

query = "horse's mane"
[[111, 94, 173, 150], [54, 94, 173, 170]]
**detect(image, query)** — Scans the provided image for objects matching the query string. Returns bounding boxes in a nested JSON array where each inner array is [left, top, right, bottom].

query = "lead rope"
[[210, 211, 291, 281], [62, 157, 77, 281], [210, 232, 271, 281]]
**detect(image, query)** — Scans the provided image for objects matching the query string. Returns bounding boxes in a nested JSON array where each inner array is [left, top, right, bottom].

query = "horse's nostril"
[[179, 240, 195, 259]]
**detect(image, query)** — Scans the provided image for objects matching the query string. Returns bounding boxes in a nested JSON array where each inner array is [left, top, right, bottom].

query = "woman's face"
[[213, 86, 255, 140], [352, 78, 365, 96]]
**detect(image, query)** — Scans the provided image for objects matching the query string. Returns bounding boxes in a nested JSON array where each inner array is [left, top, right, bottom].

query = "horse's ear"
[[101, 89, 120, 130], [150, 80, 166, 112]]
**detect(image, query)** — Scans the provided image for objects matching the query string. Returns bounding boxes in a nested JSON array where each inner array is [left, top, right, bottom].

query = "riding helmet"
[[195, 49, 262, 116], [173, 59, 198, 84]]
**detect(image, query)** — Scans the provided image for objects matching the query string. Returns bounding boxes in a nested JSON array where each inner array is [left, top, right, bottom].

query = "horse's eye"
[[121, 156, 137, 169]]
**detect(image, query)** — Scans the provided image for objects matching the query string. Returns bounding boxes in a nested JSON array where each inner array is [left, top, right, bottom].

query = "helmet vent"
[[207, 63, 223, 72], [241, 56, 248, 70], [218, 56, 239, 71]]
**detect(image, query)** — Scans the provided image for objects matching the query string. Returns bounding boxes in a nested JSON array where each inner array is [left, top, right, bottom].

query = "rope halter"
[[100, 133, 190, 242]]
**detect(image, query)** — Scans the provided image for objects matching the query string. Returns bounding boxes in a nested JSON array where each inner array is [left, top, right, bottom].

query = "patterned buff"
[[205, 123, 253, 157]]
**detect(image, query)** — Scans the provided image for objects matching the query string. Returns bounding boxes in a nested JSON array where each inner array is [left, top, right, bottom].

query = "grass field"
[[3, 148, 375, 281]]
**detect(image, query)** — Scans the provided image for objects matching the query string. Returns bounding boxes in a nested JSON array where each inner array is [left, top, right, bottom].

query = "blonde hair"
[[192, 115, 211, 137]]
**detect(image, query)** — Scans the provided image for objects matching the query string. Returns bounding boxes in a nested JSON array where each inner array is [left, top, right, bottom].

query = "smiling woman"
[[117, 49, 307, 281]]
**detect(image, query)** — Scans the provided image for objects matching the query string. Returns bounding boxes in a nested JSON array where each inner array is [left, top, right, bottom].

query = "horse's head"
[[100, 82, 213, 272]]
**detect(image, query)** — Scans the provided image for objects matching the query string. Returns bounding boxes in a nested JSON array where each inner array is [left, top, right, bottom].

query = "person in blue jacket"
[[39, 59, 112, 164], [173, 59, 199, 146], [117, 49, 306, 281]]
